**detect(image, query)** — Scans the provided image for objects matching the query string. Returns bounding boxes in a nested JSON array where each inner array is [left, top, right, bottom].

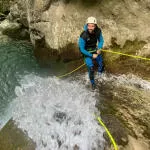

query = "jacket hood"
[[84, 24, 88, 31]]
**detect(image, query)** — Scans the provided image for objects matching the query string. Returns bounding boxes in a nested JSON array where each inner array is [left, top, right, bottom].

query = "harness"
[[80, 26, 101, 52], [87, 48, 97, 54]]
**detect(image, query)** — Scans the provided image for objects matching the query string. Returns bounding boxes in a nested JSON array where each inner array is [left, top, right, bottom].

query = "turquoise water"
[[0, 40, 73, 120], [0, 41, 39, 117]]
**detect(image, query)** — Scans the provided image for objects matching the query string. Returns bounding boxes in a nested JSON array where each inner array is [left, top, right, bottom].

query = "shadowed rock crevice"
[[34, 38, 81, 67]]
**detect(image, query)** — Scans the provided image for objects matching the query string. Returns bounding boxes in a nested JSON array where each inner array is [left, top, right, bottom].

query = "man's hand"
[[93, 54, 98, 59], [97, 49, 101, 55]]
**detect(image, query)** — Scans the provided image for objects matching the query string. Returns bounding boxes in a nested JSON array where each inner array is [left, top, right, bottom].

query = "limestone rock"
[[102, 114, 128, 146], [0, 19, 20, 42], [0, 0, 11, 13], [0, 19, 21, 32], [0, 19, 30, 40], [0, 31, 11, 43], [8, 0, 150, 51]]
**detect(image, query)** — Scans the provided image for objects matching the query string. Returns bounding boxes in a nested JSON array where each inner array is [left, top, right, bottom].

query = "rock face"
[[0, 119, 36, 150], [0, 0, 29, 43], [0, 19, 30, 42], [7, 0, 150, 62], [96, 74, 150, 150], [0, 0, 11, 13]]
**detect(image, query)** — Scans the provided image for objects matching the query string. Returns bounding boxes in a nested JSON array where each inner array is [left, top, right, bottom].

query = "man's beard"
[[88, 29, 94, 34]]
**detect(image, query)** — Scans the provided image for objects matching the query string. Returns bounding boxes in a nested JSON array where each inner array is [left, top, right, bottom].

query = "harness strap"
[[88, 49, 97, 53], [83, 49, 97, 63]]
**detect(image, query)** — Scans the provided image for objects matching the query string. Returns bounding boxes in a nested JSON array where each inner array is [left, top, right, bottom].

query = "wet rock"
[[0, 31, 11, 43], [0, 12, 7, 21], [8, 0, 29, 27], [123, 135, 150, 150], [74, 144, 79, 150], [97, 77, 150, 149], [0, 19, 20, 30], [0, 0, 11, 14], [30, 28, 45, 48], [103, 39, 150, 79], [102, 114, 128, 146], [57, 137, 62, 148], [53, 111, 67, 123], [42, 0, 53, 11], [0, 119, 36, 150], [73, 129, 81, 136], [0, 19, 30, 40], [42, 140, 47, 147]]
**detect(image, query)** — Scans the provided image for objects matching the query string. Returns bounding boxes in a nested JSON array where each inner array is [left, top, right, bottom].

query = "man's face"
[[87, 23, 96, 34]]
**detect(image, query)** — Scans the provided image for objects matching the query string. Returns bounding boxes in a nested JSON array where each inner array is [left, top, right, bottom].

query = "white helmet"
[[86, 16, 97, 24]]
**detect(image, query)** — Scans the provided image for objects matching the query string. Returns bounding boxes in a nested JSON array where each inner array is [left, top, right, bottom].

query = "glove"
[[96, 49, 101, 55]]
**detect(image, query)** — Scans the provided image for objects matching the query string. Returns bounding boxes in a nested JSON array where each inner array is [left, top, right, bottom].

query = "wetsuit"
[[78, 24, 104, 84]]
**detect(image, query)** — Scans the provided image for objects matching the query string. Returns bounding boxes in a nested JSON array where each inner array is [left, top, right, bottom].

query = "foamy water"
[[96, 73, 150, 90], [11, 74, 105, 150], [2, 72, 150, 150]]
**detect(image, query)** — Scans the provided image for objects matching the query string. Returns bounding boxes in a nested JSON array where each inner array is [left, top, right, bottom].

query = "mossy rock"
[[0, 119, 36, 150], [103, 39, 150, 80], [0, 0, 11, 13]]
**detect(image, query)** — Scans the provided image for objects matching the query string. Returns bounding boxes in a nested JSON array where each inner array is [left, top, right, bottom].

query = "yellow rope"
[[102, 49, 150, 61], [57, 63, 86, 78], [57, 49, 150, 78], [95, 114, 118, 150]]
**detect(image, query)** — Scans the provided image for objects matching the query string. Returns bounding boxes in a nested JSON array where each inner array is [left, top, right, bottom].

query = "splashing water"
[[11, 74, 105, 150], [96, 73, 150, 90], [0, 41, 39, 129]]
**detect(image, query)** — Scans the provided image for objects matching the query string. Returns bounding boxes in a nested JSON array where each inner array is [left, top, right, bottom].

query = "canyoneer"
[[78, 17, 104, 90]]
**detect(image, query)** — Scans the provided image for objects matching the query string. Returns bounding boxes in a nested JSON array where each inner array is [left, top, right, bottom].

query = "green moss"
[[0, 0, 10, 13], [110, 38, 146, 53], [103, 39, 150, 80]]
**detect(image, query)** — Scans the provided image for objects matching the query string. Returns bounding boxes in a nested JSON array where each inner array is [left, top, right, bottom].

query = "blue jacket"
[[78, 24, 104, 57]]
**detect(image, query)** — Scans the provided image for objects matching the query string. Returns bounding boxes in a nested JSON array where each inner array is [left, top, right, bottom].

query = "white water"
[[96, 73, 150, 90], [2, 72, 150, 150], [11, 74, 105, 150]]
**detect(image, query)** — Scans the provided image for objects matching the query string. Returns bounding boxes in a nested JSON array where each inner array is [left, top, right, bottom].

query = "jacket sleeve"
[[97, 31, 104, 49], [78, 37, 93, 57]]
